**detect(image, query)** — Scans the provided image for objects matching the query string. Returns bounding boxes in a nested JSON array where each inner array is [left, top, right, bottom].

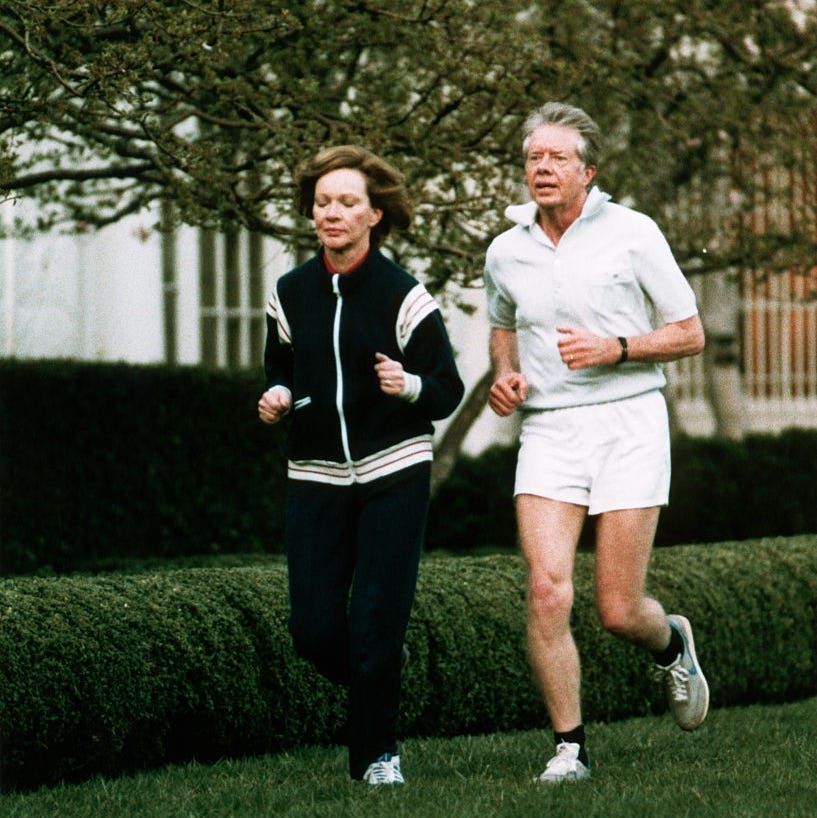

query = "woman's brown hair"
[[295, 145, 412, 245]]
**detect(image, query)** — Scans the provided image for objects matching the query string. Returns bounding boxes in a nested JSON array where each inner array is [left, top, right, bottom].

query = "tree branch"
[[1, 163, 154, 190]]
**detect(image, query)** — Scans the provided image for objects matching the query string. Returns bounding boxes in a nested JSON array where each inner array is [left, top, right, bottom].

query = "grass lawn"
[[2, 697, 815, 818]]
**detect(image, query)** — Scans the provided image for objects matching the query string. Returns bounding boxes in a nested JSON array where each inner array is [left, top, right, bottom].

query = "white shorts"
[[514, 390, 671, 515]]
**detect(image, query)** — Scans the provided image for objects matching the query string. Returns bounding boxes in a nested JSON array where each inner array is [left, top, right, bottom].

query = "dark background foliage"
[[0, 360, 287, 574], [2, 360, 816, 574], [426, 431, 817, 552]]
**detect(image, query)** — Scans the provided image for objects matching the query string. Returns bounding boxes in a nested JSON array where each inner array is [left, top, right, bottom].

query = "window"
[[197, 227, 268, 370]]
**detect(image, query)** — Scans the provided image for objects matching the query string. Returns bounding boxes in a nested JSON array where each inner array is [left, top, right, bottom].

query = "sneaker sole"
[[668, 614, 710, 730], [536, 767, 592, 784]]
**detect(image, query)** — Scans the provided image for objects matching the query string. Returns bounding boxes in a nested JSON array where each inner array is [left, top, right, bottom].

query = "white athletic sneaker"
[[363, 753, 405, 785], [535, 742, 591, 784], [658, 614, 710, 731]]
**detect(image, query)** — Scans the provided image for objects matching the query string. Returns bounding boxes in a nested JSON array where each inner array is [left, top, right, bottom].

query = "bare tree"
[[3, 0, 816, 452]]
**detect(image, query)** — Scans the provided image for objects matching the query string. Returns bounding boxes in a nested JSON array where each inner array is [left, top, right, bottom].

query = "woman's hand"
[[258, 386, 292, 425], [375, 352, 404, 396]]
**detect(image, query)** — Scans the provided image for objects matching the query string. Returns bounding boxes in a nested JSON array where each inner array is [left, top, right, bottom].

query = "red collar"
[[323, 249, 369, 275]]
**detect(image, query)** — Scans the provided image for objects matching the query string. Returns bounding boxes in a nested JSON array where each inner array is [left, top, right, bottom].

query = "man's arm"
[[488, 327, 529, 417], [556, 315, 705, 370]]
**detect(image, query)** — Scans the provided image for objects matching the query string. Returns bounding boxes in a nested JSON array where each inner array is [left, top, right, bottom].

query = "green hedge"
[[660, 431, 817, 545], [1, 537, 815, 791], [0, 360, 288, 575]]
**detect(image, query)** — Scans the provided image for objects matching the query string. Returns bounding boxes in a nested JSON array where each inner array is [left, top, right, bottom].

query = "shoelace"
[[666, 664, 690, 702], [545, 743, 578, 773]]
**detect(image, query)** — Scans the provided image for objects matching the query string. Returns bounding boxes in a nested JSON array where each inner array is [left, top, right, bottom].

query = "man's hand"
[[557, 326, 620, 369], [488, 372, 529, 417]]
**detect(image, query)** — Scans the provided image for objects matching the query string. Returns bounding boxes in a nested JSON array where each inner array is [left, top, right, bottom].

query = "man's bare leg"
[[594, 506, 709, 730], [516, 494, 587, 731], [594, 507, 671, 651]]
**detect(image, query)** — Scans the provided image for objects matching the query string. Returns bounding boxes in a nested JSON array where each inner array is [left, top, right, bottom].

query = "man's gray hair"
[[522, 102, 602, 168]]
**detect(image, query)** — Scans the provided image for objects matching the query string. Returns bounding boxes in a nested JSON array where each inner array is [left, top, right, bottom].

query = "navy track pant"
[[285, 463, 430, 779]]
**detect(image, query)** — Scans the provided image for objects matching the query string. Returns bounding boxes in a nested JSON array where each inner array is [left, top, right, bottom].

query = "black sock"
[[554, 724, 589, 767], [652, 621, 684, 667]]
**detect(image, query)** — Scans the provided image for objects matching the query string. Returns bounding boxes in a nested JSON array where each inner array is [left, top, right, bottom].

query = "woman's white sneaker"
[[363, 753, 404, 785]]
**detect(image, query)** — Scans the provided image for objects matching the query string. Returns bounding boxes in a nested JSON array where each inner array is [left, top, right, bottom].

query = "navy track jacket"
[[264, 248, 464, 485]]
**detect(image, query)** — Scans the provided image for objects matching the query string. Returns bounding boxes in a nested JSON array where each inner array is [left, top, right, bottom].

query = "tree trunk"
[[700, 269, 746, 439], [431, 368, 494, 495], [662, 366, 683, 441]]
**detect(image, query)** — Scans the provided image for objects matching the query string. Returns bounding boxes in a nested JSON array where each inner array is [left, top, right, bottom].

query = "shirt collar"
[[503, 185, 611, 228]]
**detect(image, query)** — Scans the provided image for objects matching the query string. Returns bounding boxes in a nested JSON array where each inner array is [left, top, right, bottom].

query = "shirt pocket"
[[587, 267, 641, 320]]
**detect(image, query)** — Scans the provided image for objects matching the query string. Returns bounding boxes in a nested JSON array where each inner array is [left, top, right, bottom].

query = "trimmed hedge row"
[[1, 537, 815, 791], [4, 360, 817, 573], [0, 360, 288, 575]]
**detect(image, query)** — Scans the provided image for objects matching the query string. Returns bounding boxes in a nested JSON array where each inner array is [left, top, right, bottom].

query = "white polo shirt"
[[484, 187, 699, 410]]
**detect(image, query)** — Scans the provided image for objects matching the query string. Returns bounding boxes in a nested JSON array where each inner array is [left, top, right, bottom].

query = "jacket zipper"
[[332, 275, 353, 464]]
